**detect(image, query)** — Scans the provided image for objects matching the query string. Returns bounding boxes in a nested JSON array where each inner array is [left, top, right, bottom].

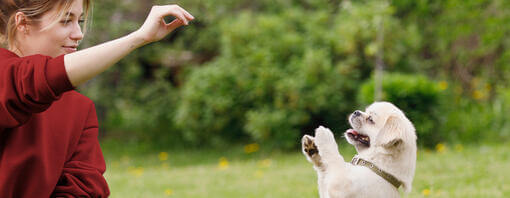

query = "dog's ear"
[[376, 115, 405, 149]]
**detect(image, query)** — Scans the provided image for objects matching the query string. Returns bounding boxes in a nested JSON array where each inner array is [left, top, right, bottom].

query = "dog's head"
[[345, 101, 417, 192], [345, 101, 416, 153]]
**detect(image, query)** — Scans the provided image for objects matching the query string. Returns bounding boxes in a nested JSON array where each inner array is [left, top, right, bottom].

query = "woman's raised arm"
[[64, 5, 194, 87]]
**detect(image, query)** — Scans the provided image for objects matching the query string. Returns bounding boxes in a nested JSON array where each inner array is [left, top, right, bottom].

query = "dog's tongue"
[[348, 129, 359, 135]]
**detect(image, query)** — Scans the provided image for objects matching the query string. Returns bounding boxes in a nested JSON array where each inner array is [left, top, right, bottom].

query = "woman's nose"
[[70, 23, 84, 42]]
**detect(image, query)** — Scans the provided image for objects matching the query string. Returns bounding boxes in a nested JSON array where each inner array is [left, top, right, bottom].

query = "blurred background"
[[80, 0, 510, 197]]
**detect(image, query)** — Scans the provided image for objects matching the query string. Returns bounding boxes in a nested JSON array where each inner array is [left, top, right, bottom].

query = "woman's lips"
[[63, 46, 77, 53]]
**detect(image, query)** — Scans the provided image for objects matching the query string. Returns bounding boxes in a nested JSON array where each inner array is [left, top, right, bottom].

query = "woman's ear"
[[15, 12, 29, 34], [376, 115, 404, 149]]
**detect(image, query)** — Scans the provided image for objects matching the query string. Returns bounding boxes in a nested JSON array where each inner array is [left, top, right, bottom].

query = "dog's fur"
[[302, 102, 417, 198]]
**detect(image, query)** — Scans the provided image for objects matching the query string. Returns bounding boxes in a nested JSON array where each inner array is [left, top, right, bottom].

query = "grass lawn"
[[101, 140, 510, 198]]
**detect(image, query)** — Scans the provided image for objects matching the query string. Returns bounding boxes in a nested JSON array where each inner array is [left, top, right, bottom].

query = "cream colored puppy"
[[302, 102, 417, 198]]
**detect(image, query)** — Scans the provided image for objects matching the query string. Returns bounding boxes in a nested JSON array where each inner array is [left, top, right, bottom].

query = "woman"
[[0, 0, 194, 197]]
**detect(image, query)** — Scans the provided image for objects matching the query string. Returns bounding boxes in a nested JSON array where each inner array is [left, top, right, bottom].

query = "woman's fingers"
[[171, 5, 194, 20], [166, 19, 184, 31], [180, 7, 195, 20], [135, 4, 193, 44], [159, 5, 193, 25], [168, 9, 188, 25]]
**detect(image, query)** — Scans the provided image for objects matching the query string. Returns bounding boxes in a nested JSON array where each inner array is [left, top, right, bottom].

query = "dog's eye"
[[367, 116, 374, 124]]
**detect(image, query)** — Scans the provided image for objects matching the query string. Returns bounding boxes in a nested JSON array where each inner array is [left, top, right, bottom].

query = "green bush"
[[173, 2, 420, 149], [438, 85, 510, 144], [358, 73, 442, 147], [174, 10, 355, 148]]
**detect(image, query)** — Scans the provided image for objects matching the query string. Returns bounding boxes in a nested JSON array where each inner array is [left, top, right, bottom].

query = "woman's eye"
[[61, 20, 71, 24], [78, 20, 85, 24]]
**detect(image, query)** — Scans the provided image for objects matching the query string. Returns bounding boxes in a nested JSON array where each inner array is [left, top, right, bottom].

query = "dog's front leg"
[[302, 135, 323, 168], [314, 126, 348, 198], [314, 126, 344, 166], [302, 135, 329, 198]]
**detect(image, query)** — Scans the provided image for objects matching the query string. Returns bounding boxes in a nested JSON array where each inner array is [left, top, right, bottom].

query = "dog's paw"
[[314, 126, 340, 159], [314, 126, 336, 148], [301, 135, 322, 166], [302, 135, 318, 157]]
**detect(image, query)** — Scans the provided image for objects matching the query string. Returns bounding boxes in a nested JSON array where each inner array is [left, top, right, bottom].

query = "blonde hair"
[[0, 0, 92, 48]]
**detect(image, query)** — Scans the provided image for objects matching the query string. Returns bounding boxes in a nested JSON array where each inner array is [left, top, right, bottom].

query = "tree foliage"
[[80, 0, 510, 148]]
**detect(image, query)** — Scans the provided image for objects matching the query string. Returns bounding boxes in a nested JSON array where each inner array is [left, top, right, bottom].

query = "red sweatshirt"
[[0, 48, 110, 197]]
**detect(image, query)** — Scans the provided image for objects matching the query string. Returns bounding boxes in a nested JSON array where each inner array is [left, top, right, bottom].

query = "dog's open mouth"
[[346, 129, 370, 147]]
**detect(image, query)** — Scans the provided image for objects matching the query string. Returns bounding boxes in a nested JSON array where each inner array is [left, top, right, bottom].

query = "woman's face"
[[21, 0, 84, 57]]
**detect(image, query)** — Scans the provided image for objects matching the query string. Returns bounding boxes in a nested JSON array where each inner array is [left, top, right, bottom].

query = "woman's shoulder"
[[0, 48, 58, 65], [0, 48, 17, 57], [60, 91, 95, 107], [0, 48, 20, 62]]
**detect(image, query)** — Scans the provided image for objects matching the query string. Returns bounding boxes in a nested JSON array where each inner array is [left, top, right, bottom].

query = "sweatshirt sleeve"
[[0, 54, 74, 129], [51, 104, 110, 198]]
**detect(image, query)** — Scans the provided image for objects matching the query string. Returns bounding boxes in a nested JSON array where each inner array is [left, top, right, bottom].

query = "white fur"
[[302, 101, 417, 198]]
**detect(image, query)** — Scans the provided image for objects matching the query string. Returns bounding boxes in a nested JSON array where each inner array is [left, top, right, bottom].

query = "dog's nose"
[[353, 110, 361, 117]]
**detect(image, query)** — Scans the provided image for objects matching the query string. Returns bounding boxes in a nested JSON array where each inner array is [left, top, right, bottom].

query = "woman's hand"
[[134, 5, 194, 45]]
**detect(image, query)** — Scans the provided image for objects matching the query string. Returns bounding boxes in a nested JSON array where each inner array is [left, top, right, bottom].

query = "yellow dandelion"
[[161, 162, 169, 169], [128, 167, 144, 177], [472, 90, 484, 100], [134, 168, 144, 177], [439, 81, 448, 91], [159, 152, 169, 161], [258, 159, 272, 168], [422, 188, 431, 196], [165, 189, 174, 196], [218, 157, 229, 170], [244, 143, 260, 154], [435, 143, 446, 153], [455, 144, 463, 152], [254, 170, 264, 178], [485, 83, 492, 92]]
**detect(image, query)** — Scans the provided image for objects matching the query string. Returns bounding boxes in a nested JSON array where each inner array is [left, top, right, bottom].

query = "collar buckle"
[[351, 157, 360, 165]]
